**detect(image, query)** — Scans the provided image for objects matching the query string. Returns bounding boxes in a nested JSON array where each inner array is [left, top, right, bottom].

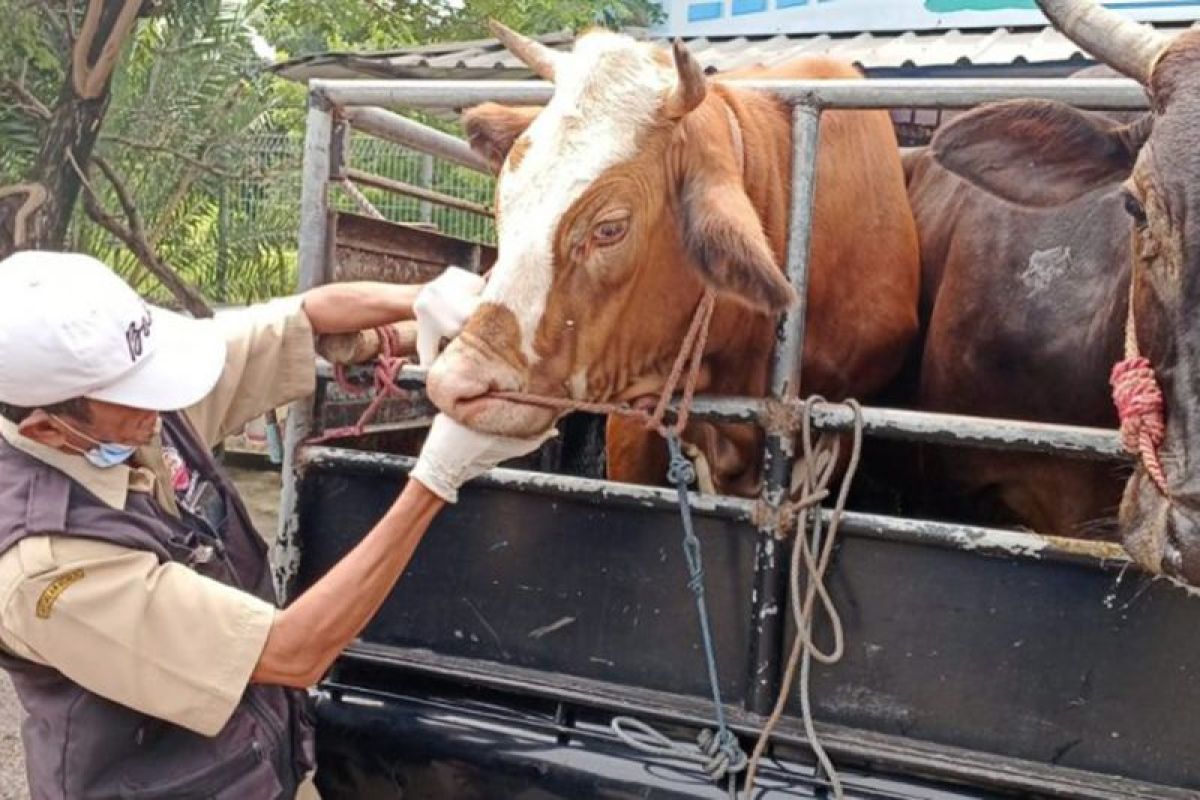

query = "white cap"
[[0, 251, 226, 411]]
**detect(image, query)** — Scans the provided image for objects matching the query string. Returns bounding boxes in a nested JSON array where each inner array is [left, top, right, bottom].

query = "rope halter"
[[1110, 286, 1169, 495]]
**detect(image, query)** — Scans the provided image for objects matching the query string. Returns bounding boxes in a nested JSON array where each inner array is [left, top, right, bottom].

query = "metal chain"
[[611, 431, 748, 798]]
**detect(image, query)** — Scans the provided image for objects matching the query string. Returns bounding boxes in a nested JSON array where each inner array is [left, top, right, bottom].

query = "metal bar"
[[299, 446, 757, 523], [343, 167, 493, 217], [319, 363, 1125, 460], [332, 644, 1193, 800], [343, 106, 492, 174], [298, 446, 1132, 570], [274, 93, 334, 601], [314, 78, 1150, 112], [746, 102, 824, 716], [419, 153, 434, 223]]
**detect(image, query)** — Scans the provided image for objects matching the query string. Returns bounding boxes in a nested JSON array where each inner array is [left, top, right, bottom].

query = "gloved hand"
[[411, 414, 557, 503], [414, 266, 486, 367]]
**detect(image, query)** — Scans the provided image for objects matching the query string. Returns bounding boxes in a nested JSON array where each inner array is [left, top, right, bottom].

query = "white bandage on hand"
[[411, 414, 557, 503], [413, 266, 486, 367]]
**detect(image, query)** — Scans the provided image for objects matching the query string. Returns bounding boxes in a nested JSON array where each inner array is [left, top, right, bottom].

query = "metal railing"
[[279, 75, 1150, 718]]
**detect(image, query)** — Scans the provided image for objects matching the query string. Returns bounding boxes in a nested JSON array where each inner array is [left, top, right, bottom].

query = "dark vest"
[[0, 412, 314, 799]]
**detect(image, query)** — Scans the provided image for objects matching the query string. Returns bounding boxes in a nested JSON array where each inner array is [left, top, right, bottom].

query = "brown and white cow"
[[427, 24, 920, 495], [913, 0, 1200, 583]]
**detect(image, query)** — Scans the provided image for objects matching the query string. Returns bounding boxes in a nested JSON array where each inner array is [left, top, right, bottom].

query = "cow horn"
[[489, 19, 561, 82], [1036, 0, 1169, 85], [664, 39, 707, 119]]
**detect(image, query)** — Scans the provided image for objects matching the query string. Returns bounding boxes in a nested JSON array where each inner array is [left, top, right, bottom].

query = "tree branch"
[[4, 79, 52, 120], [67, 149, 213, 319], [99, 134, 256, 179], [73, 0, 143, 100]]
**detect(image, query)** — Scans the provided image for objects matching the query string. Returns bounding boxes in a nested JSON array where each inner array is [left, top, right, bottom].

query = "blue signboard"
[[660, 0, 1200, 36]]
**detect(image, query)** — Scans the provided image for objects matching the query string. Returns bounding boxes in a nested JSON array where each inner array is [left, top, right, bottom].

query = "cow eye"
[[1123, 191, 1148, 226], [592, 215, 630, 246]]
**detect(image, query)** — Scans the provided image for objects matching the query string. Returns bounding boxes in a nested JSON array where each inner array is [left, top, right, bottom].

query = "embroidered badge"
[[36, 569, 85, 619]]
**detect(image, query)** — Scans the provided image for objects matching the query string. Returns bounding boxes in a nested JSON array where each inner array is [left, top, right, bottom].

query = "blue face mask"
[[51, 415, 138, 469]]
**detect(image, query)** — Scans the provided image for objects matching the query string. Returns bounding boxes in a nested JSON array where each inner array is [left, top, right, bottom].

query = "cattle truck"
[[277, 75, 1200, 799]]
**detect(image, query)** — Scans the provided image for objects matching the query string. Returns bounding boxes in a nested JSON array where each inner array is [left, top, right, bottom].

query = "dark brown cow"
[[904, 70, 1136, 537], [426, 24, 920, 497], [916, 0, 1200, 583]]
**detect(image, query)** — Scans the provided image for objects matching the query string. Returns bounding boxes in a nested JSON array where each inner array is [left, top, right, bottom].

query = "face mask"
[[51, 415, 138, 469]]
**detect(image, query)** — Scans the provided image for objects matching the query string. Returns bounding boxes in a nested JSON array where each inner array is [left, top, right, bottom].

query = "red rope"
[[1111, 355, 1169, 494], [309, 325, 410, 444]]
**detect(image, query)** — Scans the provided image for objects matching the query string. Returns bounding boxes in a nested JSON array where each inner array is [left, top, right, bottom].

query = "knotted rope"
[[308, 325, 410, 444], [742, 397, 863, 800], [1110, 289, 1169, 494]]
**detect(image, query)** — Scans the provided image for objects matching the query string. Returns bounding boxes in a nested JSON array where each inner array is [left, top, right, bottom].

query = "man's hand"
[[414, 267, 486, 367], [412, 414, 556, 503]]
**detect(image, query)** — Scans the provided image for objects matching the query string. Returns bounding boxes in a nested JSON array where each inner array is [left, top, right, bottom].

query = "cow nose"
[[426, 354, 491, 415]]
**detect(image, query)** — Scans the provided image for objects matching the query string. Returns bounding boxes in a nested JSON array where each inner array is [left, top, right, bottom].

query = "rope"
[[340, 177, 386, 221], [743, 397, 864, 800], [491, 290, 717, 438], [611, 717, 743, 799], [307, 325, 410, 444], [1111, 284, 1169, 494]]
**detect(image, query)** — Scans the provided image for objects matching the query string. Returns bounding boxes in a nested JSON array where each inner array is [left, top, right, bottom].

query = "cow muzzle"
[[425, 338, 559, 438], [1120, 468, 1200, 586]]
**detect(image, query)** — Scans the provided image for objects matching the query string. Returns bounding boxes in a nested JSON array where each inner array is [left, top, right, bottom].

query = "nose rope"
[[307, 325, 411, 444], [1110, 288, 1170, 494], [489, 290, 717, 438]]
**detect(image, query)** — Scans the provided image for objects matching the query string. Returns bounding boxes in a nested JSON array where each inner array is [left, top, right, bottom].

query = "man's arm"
[[300, 281, 420, 335], [251, 480, 444, 687], [252, 415, 555, 687]]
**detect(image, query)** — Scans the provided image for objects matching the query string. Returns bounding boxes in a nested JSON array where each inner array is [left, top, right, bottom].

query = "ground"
[[0, 465, 283, 798]]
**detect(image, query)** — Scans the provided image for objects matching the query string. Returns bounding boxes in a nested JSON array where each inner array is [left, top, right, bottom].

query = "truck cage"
[[278, 74, 1200, 799]]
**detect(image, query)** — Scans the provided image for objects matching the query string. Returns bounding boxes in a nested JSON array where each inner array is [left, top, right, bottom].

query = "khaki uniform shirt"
[[0, 297, 316, 739]]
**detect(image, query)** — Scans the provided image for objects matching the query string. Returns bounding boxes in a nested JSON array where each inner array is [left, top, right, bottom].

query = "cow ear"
[[680, 172, 797, 314], [931, 99, 1145, 207], [462, 103, 542, 174]]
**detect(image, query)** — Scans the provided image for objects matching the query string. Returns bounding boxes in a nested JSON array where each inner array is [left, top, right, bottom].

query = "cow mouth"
[[1120, 468, 1200, 586], [449, 394, 559, 438]]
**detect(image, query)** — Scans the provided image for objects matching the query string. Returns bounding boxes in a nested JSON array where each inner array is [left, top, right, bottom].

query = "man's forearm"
[[301, 281, 421, 335], [252, 480, 445, 686]]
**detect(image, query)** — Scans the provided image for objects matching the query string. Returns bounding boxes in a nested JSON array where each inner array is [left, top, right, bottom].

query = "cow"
[[426, 22, 921, 499], [903, 68, 1137, 538], [912, 0, 1200, 584]]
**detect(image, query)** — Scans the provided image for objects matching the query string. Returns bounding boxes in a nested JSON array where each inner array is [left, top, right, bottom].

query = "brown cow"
[[917, 0, 1200, 583], [426, 24, 920, 497], [903, 67, 1136, 538]]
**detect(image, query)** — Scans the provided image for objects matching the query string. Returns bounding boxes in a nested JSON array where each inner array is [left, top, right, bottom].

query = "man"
[[0, 251, 549, 799]]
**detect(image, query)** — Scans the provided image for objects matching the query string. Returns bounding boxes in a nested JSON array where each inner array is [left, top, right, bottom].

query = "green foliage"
[[2, 0, 665, 305]]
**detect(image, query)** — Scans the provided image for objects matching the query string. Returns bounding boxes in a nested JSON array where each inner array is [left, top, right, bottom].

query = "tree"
[[0, 1, 155, 256]]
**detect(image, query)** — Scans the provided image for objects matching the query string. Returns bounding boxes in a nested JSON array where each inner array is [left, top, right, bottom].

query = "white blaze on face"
[[483, 31, 675, 364]]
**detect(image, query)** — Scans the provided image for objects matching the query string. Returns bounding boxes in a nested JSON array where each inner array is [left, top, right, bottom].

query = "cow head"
[[929, 0, 1200, 583], [425, 23, 796, 438]]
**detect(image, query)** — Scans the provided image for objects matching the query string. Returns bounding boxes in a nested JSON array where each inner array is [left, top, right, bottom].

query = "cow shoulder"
[[931, 99, 1147, 207]]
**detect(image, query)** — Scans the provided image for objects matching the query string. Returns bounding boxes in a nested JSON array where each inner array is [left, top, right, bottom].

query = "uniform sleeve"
[[185, 296, 317, 448], [0, 536, 275, 737]]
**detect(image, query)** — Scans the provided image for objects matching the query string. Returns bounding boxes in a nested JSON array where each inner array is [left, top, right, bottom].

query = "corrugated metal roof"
[[268, 23, 1196, 82]]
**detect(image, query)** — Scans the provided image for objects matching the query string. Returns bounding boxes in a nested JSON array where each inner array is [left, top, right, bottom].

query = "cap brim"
[[85, 306, 227, 412]]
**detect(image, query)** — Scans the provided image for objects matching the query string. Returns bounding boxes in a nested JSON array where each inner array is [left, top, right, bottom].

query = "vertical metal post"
[[215, 182, 229, 304], [272, 90, 334, 601], [746, 102, 822, 715], [419, 153, 434, 224]]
